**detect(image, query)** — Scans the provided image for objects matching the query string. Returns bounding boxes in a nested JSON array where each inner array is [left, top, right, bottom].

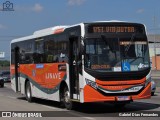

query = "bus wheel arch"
[[59, 81, 73, 110], [25, 79, 33, 102]]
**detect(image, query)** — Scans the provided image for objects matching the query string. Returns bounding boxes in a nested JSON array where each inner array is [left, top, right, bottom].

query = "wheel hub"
[[27, 87, 31, 98], [64, 91, 70, 103]]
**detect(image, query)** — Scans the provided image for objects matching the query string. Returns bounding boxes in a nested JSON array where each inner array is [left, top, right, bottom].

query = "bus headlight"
[[145, 77, 151, 87], [85, 78, 98, 89]]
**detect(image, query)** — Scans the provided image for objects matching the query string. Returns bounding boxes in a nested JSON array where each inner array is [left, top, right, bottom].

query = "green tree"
[[0, 60, 10, 68]]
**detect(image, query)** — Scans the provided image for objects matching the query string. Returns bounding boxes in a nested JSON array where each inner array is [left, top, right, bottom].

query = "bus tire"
[[63, 87, 74, 110], [25, 81, 33, 102]]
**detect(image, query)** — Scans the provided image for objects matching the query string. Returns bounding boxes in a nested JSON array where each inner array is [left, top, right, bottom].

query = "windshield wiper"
[[124, 33, 136, 57], [101, 35, 108, 44], [101, 35, 113, 52]]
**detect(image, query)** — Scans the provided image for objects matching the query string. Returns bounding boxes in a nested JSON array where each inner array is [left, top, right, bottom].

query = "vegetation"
[[0, 60, 10, 71], [0, 60, 10, 68]]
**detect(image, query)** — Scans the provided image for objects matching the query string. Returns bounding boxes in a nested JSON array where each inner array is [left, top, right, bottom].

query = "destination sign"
[[86, 24, 145, 33], [91, 26, 135, 33]]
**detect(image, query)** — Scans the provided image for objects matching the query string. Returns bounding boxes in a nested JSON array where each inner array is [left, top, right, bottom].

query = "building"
[[147, 34, 160, 70]]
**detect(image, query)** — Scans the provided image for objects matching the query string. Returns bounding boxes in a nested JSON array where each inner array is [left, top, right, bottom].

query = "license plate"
[[117, 96, 130, 101]]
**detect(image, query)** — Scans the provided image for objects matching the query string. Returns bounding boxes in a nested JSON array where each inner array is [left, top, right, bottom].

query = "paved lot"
[[152, 70, 160, 88], [0, 83, 159, 120]]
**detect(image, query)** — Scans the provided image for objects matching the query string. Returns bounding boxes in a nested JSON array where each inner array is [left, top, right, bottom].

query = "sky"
[[0, 0, 160, 60]]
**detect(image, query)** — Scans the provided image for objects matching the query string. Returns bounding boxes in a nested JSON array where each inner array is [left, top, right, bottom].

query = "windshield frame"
[[83, 34, 150, 73]]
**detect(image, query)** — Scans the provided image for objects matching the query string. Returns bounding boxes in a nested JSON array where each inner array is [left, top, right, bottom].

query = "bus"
[[11, 21, 151, 110]]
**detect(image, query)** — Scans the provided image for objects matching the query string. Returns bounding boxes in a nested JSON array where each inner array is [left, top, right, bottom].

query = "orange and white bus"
[[11, 21, 151, 109]]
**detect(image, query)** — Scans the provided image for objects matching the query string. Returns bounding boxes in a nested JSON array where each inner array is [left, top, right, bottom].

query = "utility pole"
[[153, 15, 157, 70]]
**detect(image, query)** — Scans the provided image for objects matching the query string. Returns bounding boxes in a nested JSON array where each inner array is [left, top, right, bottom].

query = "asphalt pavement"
[[151, 70, 160, 94], [1, 80, 160, 120]]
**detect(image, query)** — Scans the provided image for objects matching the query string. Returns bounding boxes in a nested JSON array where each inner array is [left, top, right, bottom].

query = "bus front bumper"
[[83, 83, 151, 103]]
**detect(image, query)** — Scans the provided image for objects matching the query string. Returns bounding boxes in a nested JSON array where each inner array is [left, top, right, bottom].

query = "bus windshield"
[[84, 36, 150, 72]]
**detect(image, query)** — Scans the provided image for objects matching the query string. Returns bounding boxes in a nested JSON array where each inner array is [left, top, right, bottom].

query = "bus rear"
[[82, 22, 151, 104]]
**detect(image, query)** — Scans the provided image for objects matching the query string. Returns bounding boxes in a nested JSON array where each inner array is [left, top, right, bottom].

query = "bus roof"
[[11, 20, 144, 43], [11, 25, 69, 43]]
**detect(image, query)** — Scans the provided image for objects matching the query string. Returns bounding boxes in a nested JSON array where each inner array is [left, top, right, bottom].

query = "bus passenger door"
[[15, 47, 21, 92], [69, 37, 80, 100]]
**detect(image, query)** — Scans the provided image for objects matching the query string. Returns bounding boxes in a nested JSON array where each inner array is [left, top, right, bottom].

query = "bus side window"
[[35, 39, 45, 63], [47, 55, 54, 63], [58, 53, 68, 62]]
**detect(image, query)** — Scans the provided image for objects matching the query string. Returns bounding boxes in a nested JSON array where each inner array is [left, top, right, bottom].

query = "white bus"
[[11, 21, 151, 109]]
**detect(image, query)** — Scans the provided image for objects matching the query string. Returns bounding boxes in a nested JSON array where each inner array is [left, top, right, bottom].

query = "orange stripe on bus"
[[83, 83, 151, 102], [132, 83, 151, 100], [96, 77, 146, 86], [84, 85, 115, 102], [97, 84, 143, 91], [53, 28, 64, 34], [12, 63, 66, 89]]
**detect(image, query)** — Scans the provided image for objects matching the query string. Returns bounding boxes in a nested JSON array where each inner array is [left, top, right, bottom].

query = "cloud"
[[137, 9, 144, 14], [68, 0, 86, 6], [32, 3, 43, 12], [0, 24, 7, 29], [15, 3, 43, 13]]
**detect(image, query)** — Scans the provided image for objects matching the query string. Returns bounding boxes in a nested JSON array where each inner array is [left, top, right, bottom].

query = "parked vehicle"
[[0, 71, 10, 82], [151, 79, 156, 96], [0, 77, 4, 87]]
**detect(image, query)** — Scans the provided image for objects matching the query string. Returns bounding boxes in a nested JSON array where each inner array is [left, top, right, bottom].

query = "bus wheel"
[[25, 81, 33, 102], [63, 87, 73, 110]]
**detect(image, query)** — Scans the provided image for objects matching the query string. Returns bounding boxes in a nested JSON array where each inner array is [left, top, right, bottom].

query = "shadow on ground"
[[17, 96, 160, 117]]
